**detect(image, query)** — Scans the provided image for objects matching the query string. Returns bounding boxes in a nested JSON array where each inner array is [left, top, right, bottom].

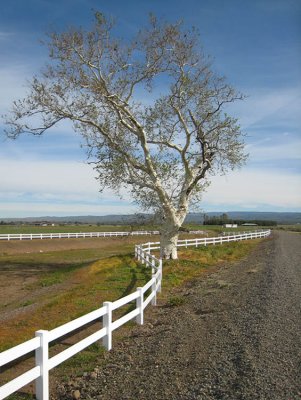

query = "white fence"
[[135, 229, 271, 256], [0, 229, 270, 400], [0, 230, 207, 241], [0, 230, 160, 241]]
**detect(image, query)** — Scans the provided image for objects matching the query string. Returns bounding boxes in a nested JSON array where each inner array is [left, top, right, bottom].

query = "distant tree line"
[[203, 214, 277, 226]]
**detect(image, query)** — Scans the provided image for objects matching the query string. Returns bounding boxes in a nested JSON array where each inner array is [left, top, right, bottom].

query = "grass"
[[0, 238, 261, 351], [0, 224, 135, 234], [166, 295, 187, 307], [276, 224, 301, 232], [0, 253, 151, 351], [0, 223, 276, 235], [1, 235, 264, 399], [161, 239, 260, 292]]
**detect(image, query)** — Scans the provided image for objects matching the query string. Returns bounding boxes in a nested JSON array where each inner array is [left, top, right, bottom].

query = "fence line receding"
[[0, 229, 271, 400]]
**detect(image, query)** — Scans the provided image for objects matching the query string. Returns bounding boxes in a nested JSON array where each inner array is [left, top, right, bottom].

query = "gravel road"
[[57, 231, 301, 400]]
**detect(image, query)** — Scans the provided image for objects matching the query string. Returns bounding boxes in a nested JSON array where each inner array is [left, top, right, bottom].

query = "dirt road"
[[58, 231, 301, 400]]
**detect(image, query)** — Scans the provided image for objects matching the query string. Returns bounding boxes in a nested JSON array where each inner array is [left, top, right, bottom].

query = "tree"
[[4, 13, 247, 259]]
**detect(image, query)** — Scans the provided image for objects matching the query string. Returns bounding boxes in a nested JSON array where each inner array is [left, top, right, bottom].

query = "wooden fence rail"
[[0, 230, 270, 400]]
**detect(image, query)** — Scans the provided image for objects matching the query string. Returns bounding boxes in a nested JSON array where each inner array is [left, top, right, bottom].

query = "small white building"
[[224, 223, 238, 228]]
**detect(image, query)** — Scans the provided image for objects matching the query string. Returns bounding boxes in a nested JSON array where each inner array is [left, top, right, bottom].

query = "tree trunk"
[[160, 228, 179, 260]]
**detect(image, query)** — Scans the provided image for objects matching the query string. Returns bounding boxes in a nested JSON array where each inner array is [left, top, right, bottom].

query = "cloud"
[[1, 154, 300, 218], [246, 138, 301, 162], [203, 168, 301, 210], [0, 158, 128, 200], [0, 65, 32, 110], [0, 202, 137, 218], [0, 158, 135, 217], [228, 87, 301, 130], [0, 31, 14, 40]]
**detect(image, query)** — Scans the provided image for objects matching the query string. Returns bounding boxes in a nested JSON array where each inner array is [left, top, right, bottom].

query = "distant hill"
[[1, 212, 301, 225]]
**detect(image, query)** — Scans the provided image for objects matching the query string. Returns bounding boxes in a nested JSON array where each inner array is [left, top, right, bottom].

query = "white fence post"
[[158, 259, 162, 293], [136, 287, 144, 325], [35, 330, 49, 400], [141, 247, 145, 264], [151, 276, 157, 306], [151, 258, 156, 275], [102, 301, 112, 351], [135, 245, 138, 259]]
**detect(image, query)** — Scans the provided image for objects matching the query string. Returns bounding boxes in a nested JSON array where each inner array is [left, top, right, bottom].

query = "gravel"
[[56, 231, 301, 400]]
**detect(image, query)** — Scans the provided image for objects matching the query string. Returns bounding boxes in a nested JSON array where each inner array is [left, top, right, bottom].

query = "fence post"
[[158, 259, 162, 293], [141, 246, 145, 264], [151, 276, 157, 306], [136, 287, 144, 325], [35, 330, 49, 400], [151, 258, 156, 275], [150, 261, 158, 306], [102, 301, 113, 351]]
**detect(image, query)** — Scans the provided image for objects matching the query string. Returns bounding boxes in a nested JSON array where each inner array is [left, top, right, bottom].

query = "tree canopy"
[[4, 13, 247, 258]]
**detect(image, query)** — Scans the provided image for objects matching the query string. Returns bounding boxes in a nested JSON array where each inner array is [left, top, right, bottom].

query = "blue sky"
[[0, 0, 300, 217]]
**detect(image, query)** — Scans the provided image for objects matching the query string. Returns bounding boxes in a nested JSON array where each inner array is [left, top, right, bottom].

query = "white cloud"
[[0, 32, 14, 40], [4, 158, 133, 203], [203, 168, 301, 210], [247, 138, 301, 162], [1, 155, 300, 217], [0, 202, 136, 217], [228, 87, 301, 129], [0, 64, 33, 110], [0, 159, 98, 195]]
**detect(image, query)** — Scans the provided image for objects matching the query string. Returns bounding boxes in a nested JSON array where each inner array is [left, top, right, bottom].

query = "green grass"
[[0, 252, 151, 351], [167, 295, 187, 307], [1, 235, 265, 398], [0, 237, 262, 351], [162, 239, 260, 292], [0, 223, 275, 235], [276, 224, 301, 232], [0, 224, 134, 235]]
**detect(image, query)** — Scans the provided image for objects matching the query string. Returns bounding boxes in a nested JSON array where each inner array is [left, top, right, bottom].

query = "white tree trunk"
[[160, 229, 179, 259], [159, 198, 188, 260]]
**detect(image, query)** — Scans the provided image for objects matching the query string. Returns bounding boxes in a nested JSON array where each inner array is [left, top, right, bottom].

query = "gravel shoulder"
[[57, 231, 301, 400]]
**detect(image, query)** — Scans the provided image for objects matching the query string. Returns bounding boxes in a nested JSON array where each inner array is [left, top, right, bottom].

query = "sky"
[[0, 0, 300, 217]]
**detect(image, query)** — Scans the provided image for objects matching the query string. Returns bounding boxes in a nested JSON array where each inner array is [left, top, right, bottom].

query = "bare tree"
[[4, 13, 247, 259]]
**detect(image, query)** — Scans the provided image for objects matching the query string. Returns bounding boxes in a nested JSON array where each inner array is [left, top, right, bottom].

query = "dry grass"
[[0, 255, 151, 351], [0, 236, 263, 398]]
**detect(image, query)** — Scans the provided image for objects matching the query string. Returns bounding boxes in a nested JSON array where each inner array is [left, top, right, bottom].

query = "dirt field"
[[0, 235, 155, 255], [0, 236, 158, 321]]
